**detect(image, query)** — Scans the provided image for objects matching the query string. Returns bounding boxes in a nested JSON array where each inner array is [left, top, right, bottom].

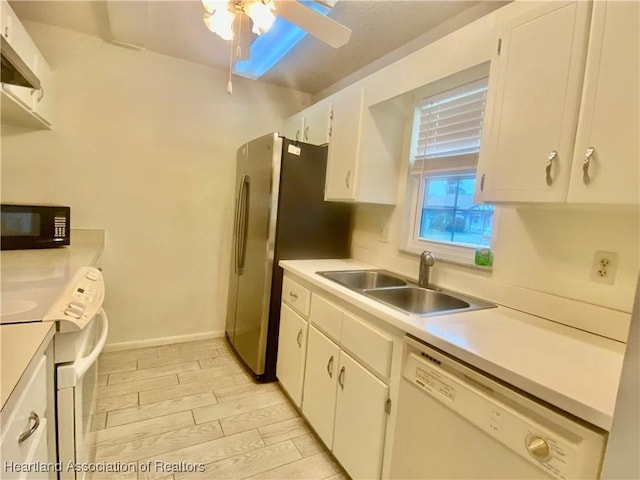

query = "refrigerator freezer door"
[[226, 133, 282, 375], [225, 146, 247, 344]]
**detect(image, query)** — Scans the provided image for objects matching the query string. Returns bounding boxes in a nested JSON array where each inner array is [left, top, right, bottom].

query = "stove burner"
[[1, 299, 39, 316]]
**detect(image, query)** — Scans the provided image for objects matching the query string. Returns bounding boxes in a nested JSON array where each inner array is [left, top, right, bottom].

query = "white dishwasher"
[[389, 335, 607, 479]]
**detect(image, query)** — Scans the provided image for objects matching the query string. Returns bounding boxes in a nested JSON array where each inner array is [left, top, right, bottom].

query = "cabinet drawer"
[[1, 355, 48, 467], [282, 276, 311, 317], [341, 313, 392, 378], [310, 294, 342, 342]]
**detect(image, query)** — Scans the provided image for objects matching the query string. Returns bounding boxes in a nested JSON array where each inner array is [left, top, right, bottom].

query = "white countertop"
[[1, 229, 104, 324], [0, 230, 104, 410], [280, 259, 626, 431], [0, 322, 55, 410]]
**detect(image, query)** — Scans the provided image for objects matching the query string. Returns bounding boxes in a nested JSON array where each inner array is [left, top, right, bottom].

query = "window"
[[405, 77, 494, 263]]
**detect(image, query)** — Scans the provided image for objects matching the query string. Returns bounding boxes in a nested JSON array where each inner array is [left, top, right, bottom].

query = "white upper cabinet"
[[283, 99, 331, 145], [303, 99, 331, 145], [567, 1, 639, 205], [478, 0, 639, 207], [478, 1, 592, 203], [324, 88, 362, 201], [324, 87, 403, 204], [283, 110, 306, 143], [1, 0, 53, 128]]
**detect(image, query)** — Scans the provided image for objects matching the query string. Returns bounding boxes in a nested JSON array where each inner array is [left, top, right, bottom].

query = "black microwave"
[[1, 204, 70, 250]]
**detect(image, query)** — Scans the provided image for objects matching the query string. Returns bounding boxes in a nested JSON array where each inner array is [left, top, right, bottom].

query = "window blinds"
[[411, 78, 488, 175]]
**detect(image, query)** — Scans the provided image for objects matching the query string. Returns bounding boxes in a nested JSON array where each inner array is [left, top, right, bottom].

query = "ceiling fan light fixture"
[[203, 8, 236, 40], [244, 0, 276, 35]]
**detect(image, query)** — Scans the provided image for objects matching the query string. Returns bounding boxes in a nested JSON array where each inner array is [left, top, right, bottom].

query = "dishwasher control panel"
[[403, 341, 604, 480]]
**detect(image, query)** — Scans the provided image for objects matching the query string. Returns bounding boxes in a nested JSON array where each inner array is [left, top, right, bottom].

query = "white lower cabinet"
[[300, 292, 392, 480], [333, 350, 389, 480], [302, 325, 340, 448], [278, 274, 399, 479], [1, 354, 54, 480], [276, 303, 308, 407]]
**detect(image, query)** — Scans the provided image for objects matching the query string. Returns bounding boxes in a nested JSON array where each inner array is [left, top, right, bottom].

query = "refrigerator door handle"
[[237, 174, 250, 274], [232, 177, 243, 274]]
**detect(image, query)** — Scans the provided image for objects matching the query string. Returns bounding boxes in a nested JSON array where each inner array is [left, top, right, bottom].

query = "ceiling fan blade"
[[275, 1, 352, 48]]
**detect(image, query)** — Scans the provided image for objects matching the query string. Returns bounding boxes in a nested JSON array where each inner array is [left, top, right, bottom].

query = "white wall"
[[1, 23, 310, 345]]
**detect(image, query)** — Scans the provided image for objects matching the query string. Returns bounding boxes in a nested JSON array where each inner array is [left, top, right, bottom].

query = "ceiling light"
[[203, 0, 276, 41], [203, 7, 236, 41], [244, 1, 276, 35]]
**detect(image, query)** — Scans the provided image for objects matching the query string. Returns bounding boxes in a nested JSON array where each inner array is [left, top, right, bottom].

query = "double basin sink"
[[317, 269, 495, 317]]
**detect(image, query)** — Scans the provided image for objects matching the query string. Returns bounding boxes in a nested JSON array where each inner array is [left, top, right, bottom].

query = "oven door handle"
[[74, 308, 109, 380]]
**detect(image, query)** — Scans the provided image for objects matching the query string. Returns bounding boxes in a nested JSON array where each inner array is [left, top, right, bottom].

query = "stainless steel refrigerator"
[[225, 132, 351, 382]]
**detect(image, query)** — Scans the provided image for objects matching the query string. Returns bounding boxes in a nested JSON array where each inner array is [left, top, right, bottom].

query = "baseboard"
[[103, 330, 226, 352]]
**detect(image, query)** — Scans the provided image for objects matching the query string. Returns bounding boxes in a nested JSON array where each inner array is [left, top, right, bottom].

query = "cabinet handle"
[[326, 355, 334, 378], [304, 125, 309, 141], [582, 146, 595, 185], [345, 170, 351, 189], [338, 366, 345, 389], [18, 411, 40, 444], [31, 87, 44, 102], [4, 26, 9, 38], [288, 291, 298, 300], [296, 329, 303, 347], [295, 130, 300, 142], [545, 150, 557, 186]]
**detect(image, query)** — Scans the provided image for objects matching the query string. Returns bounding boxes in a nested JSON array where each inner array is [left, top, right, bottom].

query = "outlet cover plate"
[[591, 251, 619, 285]]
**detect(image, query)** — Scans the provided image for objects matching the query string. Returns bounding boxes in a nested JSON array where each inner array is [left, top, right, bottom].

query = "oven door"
[[57, 308, 108, 480]]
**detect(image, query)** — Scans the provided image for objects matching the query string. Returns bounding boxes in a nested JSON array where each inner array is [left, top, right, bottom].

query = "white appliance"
[[389, 335, 607, 479], [44, 266, 108, 480]]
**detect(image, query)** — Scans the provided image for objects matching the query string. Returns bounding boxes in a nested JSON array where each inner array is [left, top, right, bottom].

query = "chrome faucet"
[[418, 250, 436, 288]]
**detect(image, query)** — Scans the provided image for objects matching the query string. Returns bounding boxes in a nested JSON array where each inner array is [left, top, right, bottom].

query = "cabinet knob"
[[582, 146, 595, 185], [545, 150, 558, 186], [18, 411, 40, 444]]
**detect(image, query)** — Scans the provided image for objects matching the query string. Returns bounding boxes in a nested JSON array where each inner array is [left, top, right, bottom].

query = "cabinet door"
[[481, 1, 591, 203], [283, 111, 305, 142], [568, 1, 639, 205], [276, 303, 308, 407], [324, 88, 364, 201], [32, 54, 53, 126], [301, 325, 340, 449], [302, 100, 330, 145], [333, 351, 389, 480]]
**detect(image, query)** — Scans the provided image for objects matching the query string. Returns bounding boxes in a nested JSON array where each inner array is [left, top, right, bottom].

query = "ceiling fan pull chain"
[[227, 34, 234, 95]]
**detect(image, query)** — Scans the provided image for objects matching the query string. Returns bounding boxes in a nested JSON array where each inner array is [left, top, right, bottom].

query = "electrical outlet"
[[591, 251, 619, 285], [379, 223, 390, 243]]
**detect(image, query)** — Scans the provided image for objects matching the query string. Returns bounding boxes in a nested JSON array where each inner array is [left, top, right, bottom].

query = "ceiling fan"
[[203, 0, 352, 48], [202, 0, 352, 91]]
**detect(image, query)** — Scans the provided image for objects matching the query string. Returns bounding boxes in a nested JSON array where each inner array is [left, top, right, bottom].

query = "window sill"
[[399, 247, 493, 272]]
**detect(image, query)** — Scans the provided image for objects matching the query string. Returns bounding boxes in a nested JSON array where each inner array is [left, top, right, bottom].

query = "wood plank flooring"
[[89, 338, 348, 480]]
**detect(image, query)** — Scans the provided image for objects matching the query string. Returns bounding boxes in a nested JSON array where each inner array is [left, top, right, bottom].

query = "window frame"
[[403, 77, 494, 266]]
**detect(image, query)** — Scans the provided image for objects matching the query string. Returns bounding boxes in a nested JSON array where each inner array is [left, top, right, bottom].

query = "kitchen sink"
[[317, 270, 407, 290], [364, 286, 469, 315], [317, 269, 495, 316]]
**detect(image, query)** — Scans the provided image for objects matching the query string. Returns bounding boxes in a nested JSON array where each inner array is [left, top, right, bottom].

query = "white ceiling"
[[10, 1, 507, 95]]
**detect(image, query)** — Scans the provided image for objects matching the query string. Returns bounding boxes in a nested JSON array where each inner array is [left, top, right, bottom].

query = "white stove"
[[1, 263, 108, 480]]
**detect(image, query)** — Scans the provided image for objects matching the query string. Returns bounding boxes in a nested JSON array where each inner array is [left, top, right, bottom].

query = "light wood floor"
[[89, 337, 348, 480]]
